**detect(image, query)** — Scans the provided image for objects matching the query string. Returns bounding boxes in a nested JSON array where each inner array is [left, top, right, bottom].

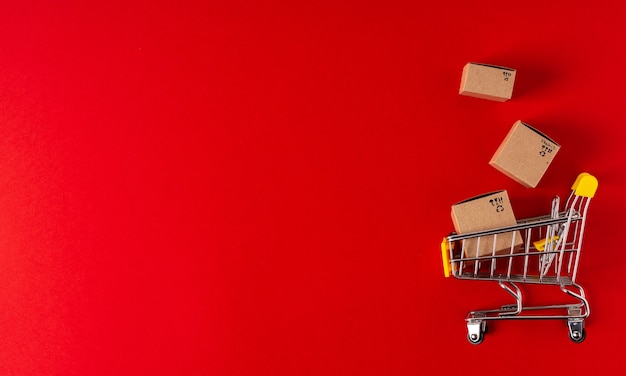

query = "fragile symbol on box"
[[540, 140, 554, 157], [489, 197, 505, 212]]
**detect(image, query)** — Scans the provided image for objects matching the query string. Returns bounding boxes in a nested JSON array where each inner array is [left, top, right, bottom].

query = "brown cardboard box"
[[451, 190, 523, 258], [490, 121, 561, 188], [459, 62, 516, 102]]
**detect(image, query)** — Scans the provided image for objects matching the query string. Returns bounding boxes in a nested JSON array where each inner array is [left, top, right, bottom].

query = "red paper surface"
[[0, 1, 625, 374]]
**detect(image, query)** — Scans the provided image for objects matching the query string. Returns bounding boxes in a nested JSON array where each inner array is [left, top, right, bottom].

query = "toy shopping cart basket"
[[440, 173, 598, 344]]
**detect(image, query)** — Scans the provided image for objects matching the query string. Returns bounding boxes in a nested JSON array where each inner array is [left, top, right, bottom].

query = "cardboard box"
[[459, 62, 516, 102], [490, 121, 561, 188], [451, 190, 523, 258]]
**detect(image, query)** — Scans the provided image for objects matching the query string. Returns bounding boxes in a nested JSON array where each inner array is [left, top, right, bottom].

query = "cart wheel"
[[467, 332, 484, 345], [569, 328, 586, 343]]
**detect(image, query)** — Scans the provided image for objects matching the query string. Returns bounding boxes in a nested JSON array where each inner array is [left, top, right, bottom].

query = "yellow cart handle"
[[571, 173, 598, 198], [441, 238, 452, 278], [533, 236, 560, 251]]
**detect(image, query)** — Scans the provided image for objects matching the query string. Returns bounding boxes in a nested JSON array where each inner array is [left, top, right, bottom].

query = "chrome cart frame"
[[441, 173, 598, 344]]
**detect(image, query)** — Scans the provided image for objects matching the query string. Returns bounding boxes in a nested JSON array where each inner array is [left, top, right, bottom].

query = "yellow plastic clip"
[[571, 172, 598, 198], [441, 238, 452, 278], [534, 236, 560, 251]]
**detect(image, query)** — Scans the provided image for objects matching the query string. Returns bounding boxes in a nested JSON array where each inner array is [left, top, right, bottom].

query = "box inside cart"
[[490, 121, 561, 188], [459, 62, 516, 102], [451, 190, 523, 258]]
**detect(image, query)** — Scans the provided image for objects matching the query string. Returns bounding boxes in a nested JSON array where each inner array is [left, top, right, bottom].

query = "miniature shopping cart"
[[441, 173, 598, 344]]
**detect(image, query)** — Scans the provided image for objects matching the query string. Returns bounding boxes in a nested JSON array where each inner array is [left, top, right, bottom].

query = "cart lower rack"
[[441, 173, 598, 344]]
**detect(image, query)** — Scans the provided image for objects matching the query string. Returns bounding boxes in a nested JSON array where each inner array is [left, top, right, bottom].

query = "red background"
[[1, 1, 625, 374]]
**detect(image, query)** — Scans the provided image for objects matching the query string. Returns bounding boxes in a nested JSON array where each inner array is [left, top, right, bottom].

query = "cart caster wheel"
[[467, 318, 486, 345], [467, 332, 484, 345], [569, 328, 586, 343]]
